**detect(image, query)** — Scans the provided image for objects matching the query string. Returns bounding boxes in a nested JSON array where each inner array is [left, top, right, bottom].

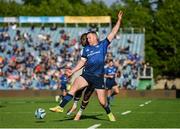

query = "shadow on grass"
[[0, 105, 6, 108], [52, 114, 107, 122], [80, 114, 107, 121], [35, 120, 46, 123]]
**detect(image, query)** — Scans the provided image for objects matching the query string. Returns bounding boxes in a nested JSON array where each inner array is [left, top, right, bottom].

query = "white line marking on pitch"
[[139, 104, 144, 107], [139, 100, 152, 107], [87, 124, 101, 129], [145, 100, 152, 105], [121, 110, 131, 115]]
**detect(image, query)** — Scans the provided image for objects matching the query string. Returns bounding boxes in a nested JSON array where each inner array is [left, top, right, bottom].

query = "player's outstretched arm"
[[66, 58, 86, 77], [107, 11, 123, 42]]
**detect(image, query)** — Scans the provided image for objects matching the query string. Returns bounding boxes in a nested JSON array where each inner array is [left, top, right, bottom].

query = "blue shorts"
[[105, 79, 117, 90], [81, 73, 105, 89], [60, 83, 67, 91]]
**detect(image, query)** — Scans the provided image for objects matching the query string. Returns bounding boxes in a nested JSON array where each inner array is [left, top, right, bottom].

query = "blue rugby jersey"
[[81, 38, 110, 76], [60, 74, 68, 85], [105, 66, 117, 78]]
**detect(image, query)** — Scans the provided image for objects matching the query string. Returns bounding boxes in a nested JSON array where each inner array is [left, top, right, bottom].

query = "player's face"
[[109, 61, 113, 67], [87, 33, 98, 45]]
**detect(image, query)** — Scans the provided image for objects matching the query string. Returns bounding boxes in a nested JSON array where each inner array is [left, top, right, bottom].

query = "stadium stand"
[[0, 24, 152, 90]]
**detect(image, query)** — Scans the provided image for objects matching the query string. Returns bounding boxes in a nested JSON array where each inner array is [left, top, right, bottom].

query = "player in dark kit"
[[66, 33, 95, 120], [68, 59, 120, 121], [67, 85, 95, 120], [49, 11, 123, 121]]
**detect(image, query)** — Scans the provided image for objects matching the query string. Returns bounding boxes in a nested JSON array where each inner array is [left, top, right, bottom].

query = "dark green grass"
[[0, 96, 180, 128]]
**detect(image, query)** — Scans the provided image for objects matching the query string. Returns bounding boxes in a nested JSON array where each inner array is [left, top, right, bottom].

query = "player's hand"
[[65, 68, 73, 77], [110, 75, 114, 78], [118, 11, 123, 21]]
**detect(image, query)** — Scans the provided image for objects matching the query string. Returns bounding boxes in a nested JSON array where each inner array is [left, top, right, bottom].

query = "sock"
[[107, 96, 110, 101], [59, 93, 73, 108], [111, 91, 116, 98], [77, 108, 84, 116], [72, 100, 78, 109], [107, 96, 111, 105], [74, 97, 80, 101], [81, 100, 89, 110], [103, 104, 111, 114]]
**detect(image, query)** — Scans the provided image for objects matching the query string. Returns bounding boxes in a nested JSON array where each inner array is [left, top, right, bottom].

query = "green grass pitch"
[[0, 96, 180, 128]]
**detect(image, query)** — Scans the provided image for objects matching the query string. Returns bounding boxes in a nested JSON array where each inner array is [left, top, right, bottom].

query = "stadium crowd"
[[0, 25, 143, 90]]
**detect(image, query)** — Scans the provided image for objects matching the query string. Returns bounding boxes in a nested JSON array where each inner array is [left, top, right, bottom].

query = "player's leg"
[[107, 88, 112, 105], [55, 90, 62, 102], [111, 85, 119, 97], [106, 80, 113, 106], [49, 76, 88, 112], [74, 86, 94, 120], [87, 75, 116, 121], [107, 85, 119, 106], [67, 87, 86, 115], [55, 84, 67, 102], [107, 79, 119, 105], [61, 89, 67, 102], [96, 89, 116, 121]]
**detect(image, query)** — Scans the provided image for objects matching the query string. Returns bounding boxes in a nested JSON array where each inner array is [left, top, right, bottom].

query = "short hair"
[[86, 31, 97, 35], [80, 31, 99, 47], [108, 59, 113, 63], [87, 31, 99, 43], [80, 33, 88, 47], [86, 31, 98, 39]]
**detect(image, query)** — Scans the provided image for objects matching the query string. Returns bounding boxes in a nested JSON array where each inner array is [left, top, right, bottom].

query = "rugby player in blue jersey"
[[50, 11, 123, 121], [55, 70, 69, 102], [67, 60, 120, 121], [65, 33, 95, 120], [105, 59, 119, 106]]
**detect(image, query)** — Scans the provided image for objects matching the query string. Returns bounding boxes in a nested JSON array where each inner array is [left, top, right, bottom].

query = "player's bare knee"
[[68, 91, 75, 96], [114, 87, 120, 94], [115, 90, 120, 94], [99, 101, 106, 107]]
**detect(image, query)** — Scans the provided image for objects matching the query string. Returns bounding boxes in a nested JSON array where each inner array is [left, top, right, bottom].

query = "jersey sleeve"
[[80, 48, 87, 59], [100, 38, 111, 52], [104, 67, 108, 74], [104, 38, 111, 47]]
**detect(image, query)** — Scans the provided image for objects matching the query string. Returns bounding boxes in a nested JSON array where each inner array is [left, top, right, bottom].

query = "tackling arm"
[[71, 57, 86, 74]]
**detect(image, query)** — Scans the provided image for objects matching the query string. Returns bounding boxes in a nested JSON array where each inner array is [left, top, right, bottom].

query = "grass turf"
[[0, 96, 180, 128]]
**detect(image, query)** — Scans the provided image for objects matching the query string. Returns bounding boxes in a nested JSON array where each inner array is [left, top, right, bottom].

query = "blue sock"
[[107, 96, 111, 105], [59, 93, 73, 108], [111, 91, 116, 98], [103, 104, 111, 114]]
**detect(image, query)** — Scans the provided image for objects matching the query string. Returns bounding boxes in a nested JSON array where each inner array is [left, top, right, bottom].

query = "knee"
[[114, 87, 120, 94], [115, 89, 120, 94], [68, 90, 76, 96], [69, 84, 79, 95], [99, 101, 106, 107]]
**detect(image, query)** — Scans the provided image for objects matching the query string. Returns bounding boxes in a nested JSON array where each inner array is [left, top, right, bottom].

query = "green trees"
[[147, 0, 180, 77], [0, 0, 179, 78]]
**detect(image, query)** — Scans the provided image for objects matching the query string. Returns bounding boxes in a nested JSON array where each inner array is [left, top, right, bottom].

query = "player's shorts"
[[81, 73, 105, 89], [105, 79, 117, 90], [60, 83, 67, 91]]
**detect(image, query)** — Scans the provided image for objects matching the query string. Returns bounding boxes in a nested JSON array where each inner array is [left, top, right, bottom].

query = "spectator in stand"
[[50, 23, 57, 31]]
